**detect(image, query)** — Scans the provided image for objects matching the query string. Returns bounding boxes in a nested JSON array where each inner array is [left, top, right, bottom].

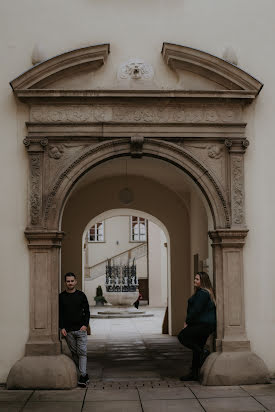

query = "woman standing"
[[178, 271, 216, 381]]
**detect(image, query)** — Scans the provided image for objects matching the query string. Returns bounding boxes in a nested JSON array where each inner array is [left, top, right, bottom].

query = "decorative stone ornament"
[[207, 145, 223, 159], [32, 44, 47, 66], [118, 59, 154, 80], [222, 46, 238, 66], [130, 135, 144, 158]]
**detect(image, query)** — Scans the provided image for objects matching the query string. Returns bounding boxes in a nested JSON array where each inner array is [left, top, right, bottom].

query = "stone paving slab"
[[241, 384, 275, 396], [30, 389, 85, 402], [0, 390, 32, 403], [86, 388, 139, 401], [254, 396, 275, 411], [199, 396, 268, 412], [138, 386, 195, 400], [83, 400, 142, 411], [23, 401, 83, 411], [141, 399, 204, 411], [190, 385, 250, 398], [0, 404, 22, 412]]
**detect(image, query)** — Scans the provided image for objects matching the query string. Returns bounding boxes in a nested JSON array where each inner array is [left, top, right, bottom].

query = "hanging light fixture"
[[119, 157, 134, 204]]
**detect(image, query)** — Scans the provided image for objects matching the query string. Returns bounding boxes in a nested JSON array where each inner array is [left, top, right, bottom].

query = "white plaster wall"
[[190, 191, 210, 291], [1, 0, 275, 380], [86, 216, 145, 267], [148, 221, 167, 307]]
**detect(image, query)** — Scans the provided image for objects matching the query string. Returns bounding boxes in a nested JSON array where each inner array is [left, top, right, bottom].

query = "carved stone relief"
[[44, 143, 96, 193], [30, 155, 41, 225], [118, 59, 154, 80], [184, 143, 227, 190], [231, 156, 244, 225], [31, 105, 241, 124], [207, 144, 223, 159], [48, 145, 64, 159]]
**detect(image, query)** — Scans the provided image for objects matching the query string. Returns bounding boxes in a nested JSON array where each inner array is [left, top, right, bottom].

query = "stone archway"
[[7, 43, 269, 388]]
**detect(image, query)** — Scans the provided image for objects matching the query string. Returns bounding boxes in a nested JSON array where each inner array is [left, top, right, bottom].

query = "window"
[[88, 222, 104, 242], [131, 216, 147, 241]]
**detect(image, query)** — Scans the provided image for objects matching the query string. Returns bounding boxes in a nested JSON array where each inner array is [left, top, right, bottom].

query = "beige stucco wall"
[[1, 0, 275, 381], [85, 216, 146, 267], [84, 215, 148, 304], [189, 191, 211, 289], [148, 221, 168, 307]]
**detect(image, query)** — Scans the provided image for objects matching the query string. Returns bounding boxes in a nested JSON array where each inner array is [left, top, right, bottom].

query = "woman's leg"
[[178, 324, 213, 380]]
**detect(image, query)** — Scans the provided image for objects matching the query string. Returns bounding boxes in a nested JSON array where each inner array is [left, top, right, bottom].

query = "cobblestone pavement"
[[1, 307, 275, 411]]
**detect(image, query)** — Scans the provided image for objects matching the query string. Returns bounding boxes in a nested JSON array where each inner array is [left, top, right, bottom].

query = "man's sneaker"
[[78, 374, 89, 387]]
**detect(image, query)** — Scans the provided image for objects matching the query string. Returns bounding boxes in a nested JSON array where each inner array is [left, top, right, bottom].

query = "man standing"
[[59, 272, 90, 387]]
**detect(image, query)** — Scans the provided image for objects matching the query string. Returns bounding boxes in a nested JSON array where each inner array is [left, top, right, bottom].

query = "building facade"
[[1, 0, 274, 388]]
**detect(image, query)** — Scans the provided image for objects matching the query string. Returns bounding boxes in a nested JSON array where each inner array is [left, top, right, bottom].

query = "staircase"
[[85, 243, 147, 281]]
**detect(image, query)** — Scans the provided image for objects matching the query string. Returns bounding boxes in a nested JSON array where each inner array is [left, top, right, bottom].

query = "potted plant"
[[94, 285, 107, 306]]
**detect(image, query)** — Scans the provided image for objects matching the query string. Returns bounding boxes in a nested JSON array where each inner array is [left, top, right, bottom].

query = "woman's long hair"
[[195, 271, 216, 305]]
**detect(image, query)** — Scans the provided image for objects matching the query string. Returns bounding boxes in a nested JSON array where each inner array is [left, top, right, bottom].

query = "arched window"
[[131, 216, 147, 241], [88, 222, 104, 242]]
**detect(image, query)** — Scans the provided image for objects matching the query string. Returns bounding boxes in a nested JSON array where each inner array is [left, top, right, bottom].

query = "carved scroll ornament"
[[30, 155, 41, 225], [232, 157, 244, 225]]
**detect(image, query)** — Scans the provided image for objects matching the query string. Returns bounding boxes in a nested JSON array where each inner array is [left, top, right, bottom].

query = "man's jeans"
[[66, 330, 87, 376]]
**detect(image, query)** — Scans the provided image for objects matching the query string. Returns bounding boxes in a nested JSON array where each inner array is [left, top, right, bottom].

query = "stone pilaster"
[[201, 229, 270, 385], [25, 230, 63, 356], [7, 230, 77, 389]]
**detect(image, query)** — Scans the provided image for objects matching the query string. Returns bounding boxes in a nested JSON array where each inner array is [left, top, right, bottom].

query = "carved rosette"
[[231, 156, 244, 225], [30, 155, 41, 225]]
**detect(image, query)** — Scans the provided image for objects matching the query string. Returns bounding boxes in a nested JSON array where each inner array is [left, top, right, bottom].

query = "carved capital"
[[224, 139, 233, 149], [23, 138, 31, 147], [209, 229, 248, 247], [25, 230, 65, 249], [225, 138, 249, 154], [242, 138, 250, 150], [130, 135, 144, 158]]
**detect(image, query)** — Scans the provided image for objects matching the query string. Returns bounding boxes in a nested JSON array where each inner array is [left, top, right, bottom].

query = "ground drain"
[[89, 380, 187, 389]]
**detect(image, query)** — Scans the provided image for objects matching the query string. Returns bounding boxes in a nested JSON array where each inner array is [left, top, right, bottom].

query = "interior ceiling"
[[72, 156, 195, 200]]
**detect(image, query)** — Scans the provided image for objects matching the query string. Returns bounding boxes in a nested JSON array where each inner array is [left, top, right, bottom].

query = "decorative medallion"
[[118, 59, 154, 80]]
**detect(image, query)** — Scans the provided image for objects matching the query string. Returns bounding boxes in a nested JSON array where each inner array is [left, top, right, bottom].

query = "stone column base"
[[200, 352, 270, 386], [7, 355, 77, 389]]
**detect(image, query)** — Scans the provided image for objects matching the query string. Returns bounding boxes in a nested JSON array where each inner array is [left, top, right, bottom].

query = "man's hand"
[[61, 328, 67, 337], [183, 322, 188, 329], [80, 325, 87, 332]]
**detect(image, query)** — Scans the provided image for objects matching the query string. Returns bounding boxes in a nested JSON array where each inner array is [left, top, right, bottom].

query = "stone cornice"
[[162, 43, 263, 95], [14, 88, 257, 103], [10, 44, 110, 90]]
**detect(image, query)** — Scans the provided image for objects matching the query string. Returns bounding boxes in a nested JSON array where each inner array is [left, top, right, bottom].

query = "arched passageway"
[[7, 43, 269, 388], [61, 156, 212, 335]]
